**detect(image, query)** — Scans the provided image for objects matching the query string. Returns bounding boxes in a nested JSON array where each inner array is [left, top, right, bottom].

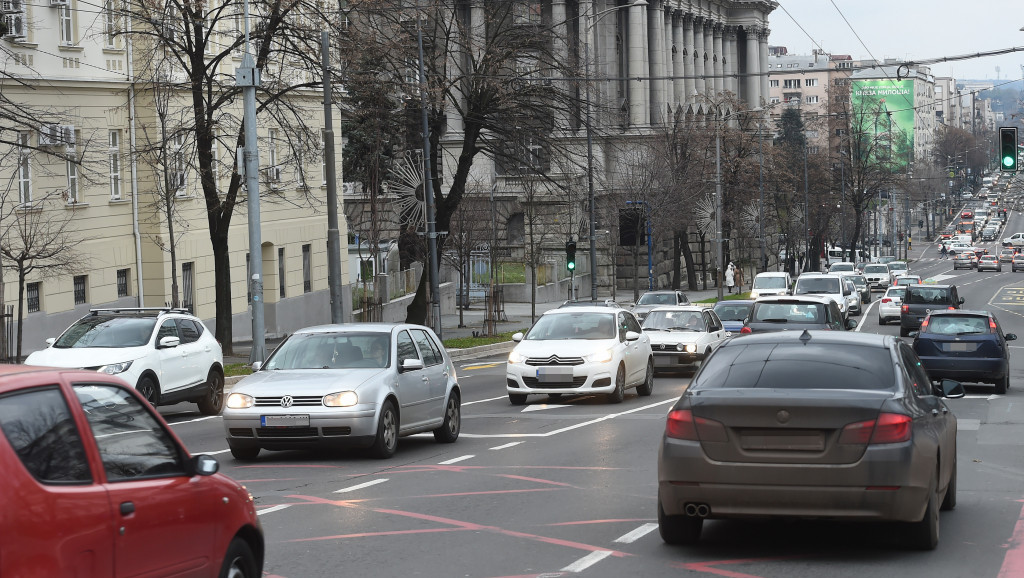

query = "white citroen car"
[[506, 305, 653, 405]]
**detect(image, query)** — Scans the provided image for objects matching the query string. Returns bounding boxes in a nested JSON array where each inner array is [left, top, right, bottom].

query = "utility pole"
[[237, 0, 265, 364], [321, 32, 344, 324], [803, 143, 809, 271], [416, 13, 442, 337]]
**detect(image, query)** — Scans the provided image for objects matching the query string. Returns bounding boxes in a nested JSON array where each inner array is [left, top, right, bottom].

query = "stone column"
[[648, 0, 666, 125], [758, 27, 770, 107], [683, 14, 695, 102], [628, 0, 649, 126], [671, 11, 684, 107], [703, 19, 714, 98], [745, 25, 760, 108], [664, 7, 675, 115], [692, 16, 705, 97], [725, 26, 738, 96], [470, 1, 485, 61], [712, 23, 724, 96]]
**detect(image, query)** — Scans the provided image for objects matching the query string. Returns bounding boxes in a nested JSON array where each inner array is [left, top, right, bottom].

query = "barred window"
[[181, 262, 194, 313], [278, 247, 286, 298], [73, 275, 87, 305], [302, 244, 311, 293], [116, 268, 129, 297], [27, 282, 40, 313]]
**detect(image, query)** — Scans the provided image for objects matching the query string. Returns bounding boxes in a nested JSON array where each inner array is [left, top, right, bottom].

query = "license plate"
[[741, 431, 825, 451], [536, 366, 573, 383], [655, 356, 677, 366], [261, 414, 310, 427], [945, 342, 971, 352]]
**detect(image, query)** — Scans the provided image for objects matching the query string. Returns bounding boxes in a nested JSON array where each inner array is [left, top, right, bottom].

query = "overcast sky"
[[768, 0, 1024, 83]]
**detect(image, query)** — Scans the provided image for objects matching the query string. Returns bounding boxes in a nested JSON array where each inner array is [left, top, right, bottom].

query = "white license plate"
[[536, 366, 574, 383], [946, 342, 970, 352], [261, 414, 310, 427], [655, 356, 677, 366]]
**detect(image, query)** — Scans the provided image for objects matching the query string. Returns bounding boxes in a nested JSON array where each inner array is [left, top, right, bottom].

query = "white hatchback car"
[[506, 305, 653, 404], [24, 307, 225, 414], [641, 306, 729, 373], [877, 286, 906, 325], [749, 272, 792, 298]]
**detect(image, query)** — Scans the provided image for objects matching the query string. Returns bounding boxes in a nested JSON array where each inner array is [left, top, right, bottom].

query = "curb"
[[448, 341, 515, 362]]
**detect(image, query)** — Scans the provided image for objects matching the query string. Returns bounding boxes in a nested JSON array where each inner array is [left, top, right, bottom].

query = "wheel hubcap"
[[383, 411, 396, 449], [225, 558, 245, 578], [447, 399, 459, 434]]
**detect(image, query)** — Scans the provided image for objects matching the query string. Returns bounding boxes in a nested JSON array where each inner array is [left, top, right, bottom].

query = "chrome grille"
[[524, 355, 584, 366], [254, 396, 323, 407]]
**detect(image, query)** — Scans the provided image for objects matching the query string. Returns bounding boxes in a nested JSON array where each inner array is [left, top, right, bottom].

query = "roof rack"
[[89, 307, 192, 315]]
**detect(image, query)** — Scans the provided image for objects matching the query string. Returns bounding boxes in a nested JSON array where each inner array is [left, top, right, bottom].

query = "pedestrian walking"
[[940, 245, 948, 259], [725, 262, 736, 294], [735, 266, 745, 294]]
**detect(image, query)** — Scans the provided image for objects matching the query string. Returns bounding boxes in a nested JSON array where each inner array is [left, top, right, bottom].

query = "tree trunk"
[[15, 268, 25, 363], [212, 233, 233, 355], [632, 243, 641, 303], [530, 264, 537, 323], [682, 229, 697, 291], [671, 232, 681, 290], [405, 268, 429, 325]]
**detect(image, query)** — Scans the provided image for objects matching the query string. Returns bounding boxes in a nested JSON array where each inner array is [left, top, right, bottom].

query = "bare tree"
[[441, 192, 489, 328]]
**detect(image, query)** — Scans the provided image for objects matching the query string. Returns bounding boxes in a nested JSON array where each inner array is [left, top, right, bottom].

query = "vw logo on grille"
[[280, 395, 294, 408], [776, 410, 791, 424]]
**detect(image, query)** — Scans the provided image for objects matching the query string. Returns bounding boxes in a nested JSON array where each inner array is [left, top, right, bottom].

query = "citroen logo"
[[280, 395, 294, 408], [776, 410, 791, 424]]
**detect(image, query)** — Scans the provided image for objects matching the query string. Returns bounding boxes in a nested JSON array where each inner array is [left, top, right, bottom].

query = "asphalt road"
[[160, 200, 1024, 578]]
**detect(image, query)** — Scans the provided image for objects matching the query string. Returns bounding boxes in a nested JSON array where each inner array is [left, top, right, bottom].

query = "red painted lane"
[[495, 474, 578, 487], [289, 527, 471, 542], [999, 502, 1024, 577], [673, 556, 808, 578], [403, 488, 558, 499], [235, 464, 347, 469]]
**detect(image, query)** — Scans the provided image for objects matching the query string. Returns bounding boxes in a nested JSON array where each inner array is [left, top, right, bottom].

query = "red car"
[[961, 210, 974, 219], [0, 366, 263, 577]]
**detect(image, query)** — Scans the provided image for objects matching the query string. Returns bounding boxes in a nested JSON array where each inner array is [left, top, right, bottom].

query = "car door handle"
[[120, 501, 135, 516]]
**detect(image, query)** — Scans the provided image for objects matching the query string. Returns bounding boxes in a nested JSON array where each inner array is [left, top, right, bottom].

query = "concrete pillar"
[[745, 25, 760, 108], [648, 0, 665, 125], [664, 7, 675, 115], [724, 26, 738, 96], [671, 11, 684, 108], [692, 16, 705, 97], [470, 1, 485, 61], [712, 23, 724, 95], [758, 27, 770, 108], [628, 0, 649, 126], [703, 20, 714, 97], [683, 14, 695, 102]]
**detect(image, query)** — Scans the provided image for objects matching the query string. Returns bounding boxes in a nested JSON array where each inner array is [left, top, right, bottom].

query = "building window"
[[103, 0, 119, 48], [73, 275, 87, 305], [806, 95, 819, 104], [66, 149, 79, 204], [108, 130, 121, 200], [783, 79, 799, 89], [804, 78, 818, 87], [267, 128, 280, 183], [116, 268, 129, 297], [181, 262, 194, 312], [769, 97, 781, 104], [302, 244, 311, 293], [59, 5, 74, 45], [27, 282, 40, 313], [769, 79, 779, 88], [17, 132, 31, 205], [278, 247, 286, 298], [170, 132, 186, 195], [807, 146, 820, 154]]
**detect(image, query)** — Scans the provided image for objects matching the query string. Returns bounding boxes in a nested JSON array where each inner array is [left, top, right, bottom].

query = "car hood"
[[232, 368, 390, 395], [512, 338, 619, 358], [720, 320, 744, 332], [647, 331, 706, 345], [24, 346, 149, 368]]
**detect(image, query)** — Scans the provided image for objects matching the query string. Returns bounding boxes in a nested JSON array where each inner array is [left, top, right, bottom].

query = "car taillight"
[[665, 410, 728, 442], [919, 317, 929, 332], [901, 304, 909, 313], [881, 298, 891, 304], [990, 318, 998, 333], [947, 306, 955, 311], [839, 413, 912, 445], [740, 326, 752, 334]]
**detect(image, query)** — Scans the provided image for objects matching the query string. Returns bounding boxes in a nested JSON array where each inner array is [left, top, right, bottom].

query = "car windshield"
[[864, 265, 888, 273], [54, 316, 157, 348], [694, 342, 895, 390], [713, 303, 753, 322], [830, 263, 853, 272], [795, 277, 840, 294], [848, 275, 867, 288], [637, 293, 676, 305], [526, 312, 617, 340], [926, 316, 990, 336], [643, 310, 704, 331], [752, 303, 824, 323], [752, 276, 787, 289], [263, 332, 391, 370], [889, 263, 907, 271]]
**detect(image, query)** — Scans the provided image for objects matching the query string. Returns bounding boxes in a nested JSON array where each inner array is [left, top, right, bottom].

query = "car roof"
[[87, 307, 195, 318], [713, 299, 754, 306], [908, 284, 954, 289], [754, 271, 789, 277], [291, 323, 422, 335], [649, 305, 706, 313], [722, 329, 895, 348], [560, 299, 624, 309], [753, 295, 834, 304], [545, 306, 621, 315]]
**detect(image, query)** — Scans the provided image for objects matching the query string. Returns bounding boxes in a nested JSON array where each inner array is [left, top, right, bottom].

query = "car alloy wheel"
[[197, 368, 225, 415], [636, 359, 654, 396], [136, 376, 160, 407], [433, 392, 460, 443], [608, 364, 625, 404], [219, 538, 259, 578], [371, 400, 399, 459]]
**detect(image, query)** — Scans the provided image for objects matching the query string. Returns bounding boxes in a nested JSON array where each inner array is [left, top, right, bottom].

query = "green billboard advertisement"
[[852, 79, 915, 172]]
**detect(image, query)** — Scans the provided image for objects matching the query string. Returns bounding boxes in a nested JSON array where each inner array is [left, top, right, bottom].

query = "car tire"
[[941, 460, 957, 511], [370, 400, 399, 459], [608, 364, 625, 404], [197, 368, 225, 416], [136, 376, 160, 407], [433, 392, 461, 443], [658, 499, 702, 545], [900, 327, 910, 337], [995, 374, 1009, 395], [508, 393, 528, 405], [229, 444, 260, 461], [878, 316, 886, 326], [906, 471, 940, 550], [218, 538, 259, 578], [636, 359, 654, 397]]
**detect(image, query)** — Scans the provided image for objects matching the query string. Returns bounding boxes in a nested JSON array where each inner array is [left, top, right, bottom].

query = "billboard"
[[851, 79, 915, 172]]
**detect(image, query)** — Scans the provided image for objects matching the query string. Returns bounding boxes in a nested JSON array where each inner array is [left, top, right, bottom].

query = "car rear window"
[[752, 276, 788, 289], [907, 287, 952, 305], [926, 315, 989, 336], [694, 342, 895, 390], [713, 303, 753, 321], [794, 277, 840, 294], [751, 302, 824, 323], [637, 293, 676, 305]]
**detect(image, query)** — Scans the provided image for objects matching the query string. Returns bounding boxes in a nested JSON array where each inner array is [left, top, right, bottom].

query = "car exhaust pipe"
[[695, 504, 710, 518], [684, 503, 698, 516]]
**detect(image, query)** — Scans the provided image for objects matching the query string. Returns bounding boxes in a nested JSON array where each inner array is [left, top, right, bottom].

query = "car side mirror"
[[625, 331, 641, 342], [908, 331, 919, 338], [512, 332, 524, 343], [940, 378, 965, 399], [191, 454, 220, 476], [45, 337, 55, 346], [959, 298, 965, 305], [401, 358, 425, 372], [1006, 333, 1018, 341], [158, 336, 180, 349], [846, 319, 858, 330], [251, 361, 262, 372]]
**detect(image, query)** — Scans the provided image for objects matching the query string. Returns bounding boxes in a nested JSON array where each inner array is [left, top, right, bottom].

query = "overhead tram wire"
[[828, 0, 914, 111]]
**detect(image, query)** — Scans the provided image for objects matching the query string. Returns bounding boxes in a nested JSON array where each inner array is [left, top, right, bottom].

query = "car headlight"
[[675, 343, 684, 351], [98, 361, 133, 375], [508, 350, 524, 364], [226, 393, 254, 409], [324, 391, 358, 407], [685, 344, 697, 353], [587, 348, 614, 364]]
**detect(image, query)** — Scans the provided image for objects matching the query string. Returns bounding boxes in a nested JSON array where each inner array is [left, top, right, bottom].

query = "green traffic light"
[[1005, 156, 1016, 168], [567, 262, 575, 271]]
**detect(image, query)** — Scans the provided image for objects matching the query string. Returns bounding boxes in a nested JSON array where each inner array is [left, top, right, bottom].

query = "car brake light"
[[919, 317, 929, 332], [901, 304, 909, 313], [665, 410, 728, 442], [839, 413, 912, 445], [881, 298, 891, 304], [740, 326, 752, 334], [948, 307, 955, 311], [990, 318, 998, 333]]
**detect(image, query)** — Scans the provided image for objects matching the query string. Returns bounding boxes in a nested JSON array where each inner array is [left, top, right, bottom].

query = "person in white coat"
[[725, 262, 736, 294]]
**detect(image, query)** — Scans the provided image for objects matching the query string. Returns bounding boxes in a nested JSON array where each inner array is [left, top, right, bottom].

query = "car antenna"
[[799, 329, 812, 343]]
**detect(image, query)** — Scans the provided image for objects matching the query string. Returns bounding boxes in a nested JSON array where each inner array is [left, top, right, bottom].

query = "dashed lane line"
[[490, 442, 523, 450], [459, 398, 676, 439], [257, 504, 292, 516], [560, 550, 614, 573], [334, 478, 389, 493], [438, 455, 475, 465], [612, 523, 659, 544]]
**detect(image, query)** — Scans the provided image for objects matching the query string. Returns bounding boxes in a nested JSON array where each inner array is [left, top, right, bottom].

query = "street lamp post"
[[583, 0, 647, 300]]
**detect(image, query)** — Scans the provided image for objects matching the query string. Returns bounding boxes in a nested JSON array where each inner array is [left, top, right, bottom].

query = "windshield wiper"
[[802, 290, 832, 294], [668, 327, 699, 332]]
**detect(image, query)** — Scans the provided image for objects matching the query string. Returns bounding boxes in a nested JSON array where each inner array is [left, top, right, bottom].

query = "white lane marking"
[[561, 550, 614, 573], [459, 398, 676, 439], [613, 523, 659, 544], [958, 419, 981, 431], [521, 404, 570, 412], [167, 415, 218, 426], [490, 442, 523, 450], [201, 449, 232, 455], [856, 301, 878, 332], [438, 455, 474, 465], [257, 504, 291, 516], [463, 395, 508, 406], [334, 478, 389, 493], [930, 274, 958, 282]]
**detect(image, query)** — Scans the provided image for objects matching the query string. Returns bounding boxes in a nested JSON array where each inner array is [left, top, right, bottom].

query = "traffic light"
[[565, 241, 577, 271], [1000, 127, 1018, 172]]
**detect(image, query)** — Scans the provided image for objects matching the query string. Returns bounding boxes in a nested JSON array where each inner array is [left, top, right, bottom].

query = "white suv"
[[25, 308, 225, 414], [505, 305, 653, 405], [792, 273, 850, 318]]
